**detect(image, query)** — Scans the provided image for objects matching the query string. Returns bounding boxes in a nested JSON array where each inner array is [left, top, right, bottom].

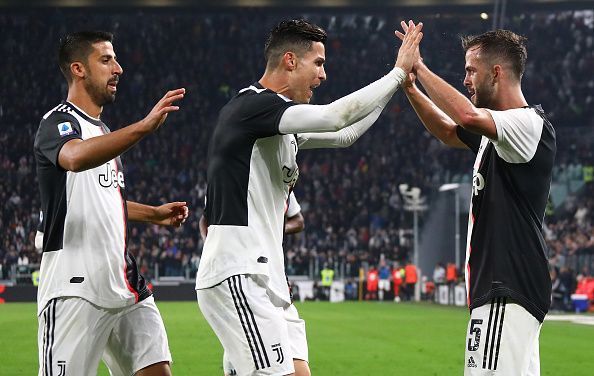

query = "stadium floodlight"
[[439, 183, 461, 269]]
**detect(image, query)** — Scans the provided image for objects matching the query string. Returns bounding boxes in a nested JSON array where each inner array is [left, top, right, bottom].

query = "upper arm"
[[279, 104, 340, 135], [34, 112, 82, 170], [239, 91, 296, 138], [488, 108, 544, 163], [459, 108, 498, 140]]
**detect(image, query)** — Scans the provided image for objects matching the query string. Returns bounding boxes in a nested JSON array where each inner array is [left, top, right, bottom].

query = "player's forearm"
[[279, 67, 406, 134], [126, 201, 157, 223], [415, 62, 480, 128], [58, 121, 151, 172], [284, 213, 305, 234], [405, 84, 466, 148], [298, 95, 389, 149]]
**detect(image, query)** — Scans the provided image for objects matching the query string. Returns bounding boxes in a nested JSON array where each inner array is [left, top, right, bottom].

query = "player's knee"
[[134, 361, 172, 376], [294, 359, 311, 376]]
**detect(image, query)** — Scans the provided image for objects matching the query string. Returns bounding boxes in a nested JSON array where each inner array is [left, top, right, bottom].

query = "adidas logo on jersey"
[[467, 356, 477, 368]]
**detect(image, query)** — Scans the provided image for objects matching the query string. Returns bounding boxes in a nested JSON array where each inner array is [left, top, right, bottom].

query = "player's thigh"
[[464, 297, 541, 376], [103, 296, 172, 376], [197, 274, 294, 376], [284, 304, 308, 364], [38, 297, 114, 376], [223, 306, 308, 376]]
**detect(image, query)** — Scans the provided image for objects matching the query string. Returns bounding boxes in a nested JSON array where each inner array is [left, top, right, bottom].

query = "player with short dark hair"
[[196, 19, 422, 375], [34, 30, 187, 376], [399, 23, 555, 375]]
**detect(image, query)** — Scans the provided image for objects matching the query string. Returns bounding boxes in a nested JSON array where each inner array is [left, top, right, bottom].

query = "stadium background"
[[0, 0, 593, 374]]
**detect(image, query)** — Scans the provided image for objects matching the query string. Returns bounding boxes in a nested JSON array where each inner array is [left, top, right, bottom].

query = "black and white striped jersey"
[[34, 101, 150, 315], [196, 83, 298, 305], [457, 105, 556, 322]]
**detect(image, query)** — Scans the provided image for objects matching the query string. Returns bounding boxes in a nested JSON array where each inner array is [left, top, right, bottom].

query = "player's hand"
[[394, 21, 423, 73], [141, 88, 185, 133], [152, 201, 189, 227], [403, 72, 417, 91]]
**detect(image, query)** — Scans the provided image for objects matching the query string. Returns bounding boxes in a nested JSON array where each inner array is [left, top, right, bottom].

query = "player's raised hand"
[[396, 21, 424, 72], [142, 88, 185, 133], [394, 21, 423, 73], [153, 201, 189, 227]]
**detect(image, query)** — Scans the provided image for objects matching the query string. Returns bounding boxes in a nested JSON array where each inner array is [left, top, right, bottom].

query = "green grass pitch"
[[1, 301, 592, 375]]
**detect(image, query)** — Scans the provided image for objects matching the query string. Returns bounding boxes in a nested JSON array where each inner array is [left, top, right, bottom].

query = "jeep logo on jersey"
[[472, 172, 485, 196], [282, 165, 299, 186], [99, 163, 125, 189]]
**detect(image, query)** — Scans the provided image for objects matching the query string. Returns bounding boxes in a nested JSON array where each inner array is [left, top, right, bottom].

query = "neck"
[[259, 69, 292, 100], [66, 83, 102, 118], [491, 82, 528, 110]]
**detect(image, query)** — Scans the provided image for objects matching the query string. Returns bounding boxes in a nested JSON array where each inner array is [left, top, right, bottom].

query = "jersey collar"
[[64, 101, 105, 127]]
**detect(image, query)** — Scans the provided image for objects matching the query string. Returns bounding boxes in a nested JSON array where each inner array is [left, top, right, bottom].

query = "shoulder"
[[237, 85, 292, 106], [40, 103, 81, 129]]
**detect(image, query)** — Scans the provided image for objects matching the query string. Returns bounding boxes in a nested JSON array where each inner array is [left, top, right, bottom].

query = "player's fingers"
[[159, 105, 180, 114], [401, 20, 408, 32], [161, 93, 185, 106], [415, 31, 424, 45], [163, 88, 185, 99], [395, 31, 405, 41]]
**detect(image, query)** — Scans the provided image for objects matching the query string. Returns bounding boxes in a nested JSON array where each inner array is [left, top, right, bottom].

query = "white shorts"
[[222, 303, 308, 375], [38, 296, 171, 376], [378, 279, 391, 291], [464, 297, 542, 376], [197, 274, 300, 376]]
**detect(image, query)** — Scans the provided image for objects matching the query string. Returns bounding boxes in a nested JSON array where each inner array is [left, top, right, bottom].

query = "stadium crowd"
[[1, 8, 593, 299]]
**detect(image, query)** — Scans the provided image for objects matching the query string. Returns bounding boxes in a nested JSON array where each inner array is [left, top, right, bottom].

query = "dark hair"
[[264, 19, 327, 68], [461, 29, 527, 81], [58, 31, 114, 83]]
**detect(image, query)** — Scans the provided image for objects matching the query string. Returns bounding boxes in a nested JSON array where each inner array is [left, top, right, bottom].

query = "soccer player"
[[398, 22, 556, 375], [196, 19, 423, 375], [34, 31, 187, 376], [378, 260, 391, 301]]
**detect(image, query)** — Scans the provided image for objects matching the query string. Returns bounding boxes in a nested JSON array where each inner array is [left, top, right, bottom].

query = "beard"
[[472, 80, 495, 109], [84, 77, 116, 107]]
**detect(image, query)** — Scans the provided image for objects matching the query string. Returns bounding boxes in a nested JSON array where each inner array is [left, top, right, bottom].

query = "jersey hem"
[[37, 290, 152, 316], [469, 287, 547, 323]]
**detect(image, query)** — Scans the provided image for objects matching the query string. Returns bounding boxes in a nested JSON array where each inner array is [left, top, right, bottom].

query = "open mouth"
[[108, 78, 119, 91]]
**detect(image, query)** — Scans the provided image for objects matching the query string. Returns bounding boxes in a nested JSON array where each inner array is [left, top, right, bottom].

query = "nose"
[[463, 73, 471, 88], [114, 60, 123, 76], [319, 66, 327, 81]]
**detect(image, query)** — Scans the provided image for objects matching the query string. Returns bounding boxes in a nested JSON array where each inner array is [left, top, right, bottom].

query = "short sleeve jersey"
[[34, 101, 150, 315], [456, 105, 556, 322], [196, 83, 298, 305]]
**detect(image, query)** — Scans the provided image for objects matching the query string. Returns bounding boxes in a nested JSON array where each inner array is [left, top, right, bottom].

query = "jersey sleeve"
[[486, 108, 544, 163], [286, 192, 301, 218], [242, 91, 296, 138], [456, 126, 482, 153], [34, 111, 82, 167]]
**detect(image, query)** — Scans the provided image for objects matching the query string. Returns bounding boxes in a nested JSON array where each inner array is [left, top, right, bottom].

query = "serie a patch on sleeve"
[[57, 121, 76, 137]]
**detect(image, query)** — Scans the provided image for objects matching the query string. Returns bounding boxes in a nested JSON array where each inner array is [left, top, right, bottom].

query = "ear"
[[70, 62, 86, 80], [492, 64, 502, 84], [282, 52, 297, 71]]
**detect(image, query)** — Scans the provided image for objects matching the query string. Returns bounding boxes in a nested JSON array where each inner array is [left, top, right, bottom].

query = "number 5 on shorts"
[[467, 319, 483, 351]]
